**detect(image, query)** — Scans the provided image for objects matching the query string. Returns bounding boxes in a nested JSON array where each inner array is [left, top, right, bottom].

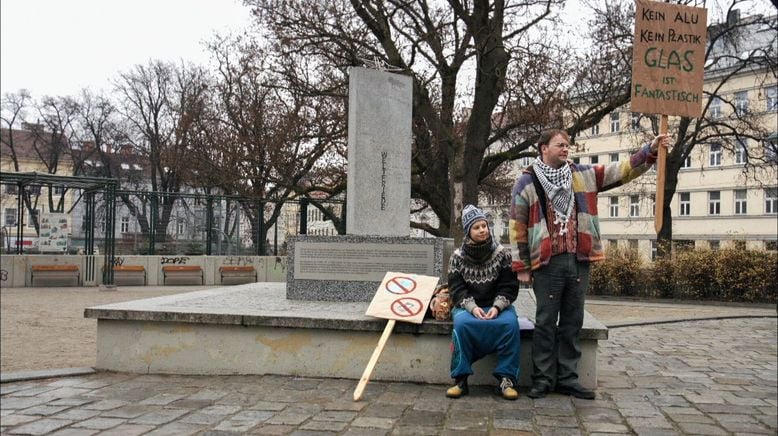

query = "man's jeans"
[[531, 253, 590, 387]]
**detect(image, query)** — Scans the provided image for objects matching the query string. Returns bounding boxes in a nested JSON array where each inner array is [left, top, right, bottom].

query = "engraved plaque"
[[293, 242, 434, 281]]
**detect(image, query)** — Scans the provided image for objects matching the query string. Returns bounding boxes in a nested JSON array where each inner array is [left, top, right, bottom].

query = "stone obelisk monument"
[[286, 67, 447, 301]]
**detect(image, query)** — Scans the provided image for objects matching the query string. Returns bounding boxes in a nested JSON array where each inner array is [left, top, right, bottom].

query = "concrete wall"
[[95, 319, 599, 388], [0, 255, 287, 287]]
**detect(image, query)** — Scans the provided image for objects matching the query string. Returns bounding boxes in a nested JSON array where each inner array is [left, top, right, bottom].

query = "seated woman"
[[446, 204, 521, 400]]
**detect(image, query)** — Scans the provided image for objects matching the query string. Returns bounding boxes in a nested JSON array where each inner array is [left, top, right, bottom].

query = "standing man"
[[509, 129, 670, 399]]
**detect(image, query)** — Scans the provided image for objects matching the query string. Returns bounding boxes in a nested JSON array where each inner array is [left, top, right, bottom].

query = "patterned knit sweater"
[[509, 143, 658, 272], [448, 244, 519, 313]]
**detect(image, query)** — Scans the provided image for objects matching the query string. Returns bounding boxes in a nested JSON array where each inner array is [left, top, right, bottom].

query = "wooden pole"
[[353, 319, 396, 401], [654, 114, 668, 234]]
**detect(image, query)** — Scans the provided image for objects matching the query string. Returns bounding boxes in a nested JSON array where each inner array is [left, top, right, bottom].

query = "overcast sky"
[[2, 1, 769, 99], [1, 0, 253, 98]]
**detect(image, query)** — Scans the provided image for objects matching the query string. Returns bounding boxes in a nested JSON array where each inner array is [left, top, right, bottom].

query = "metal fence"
[[0, 172, 346, 259]]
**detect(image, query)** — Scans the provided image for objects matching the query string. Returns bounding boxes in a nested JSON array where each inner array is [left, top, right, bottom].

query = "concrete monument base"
[[85, 283, 607, 388]]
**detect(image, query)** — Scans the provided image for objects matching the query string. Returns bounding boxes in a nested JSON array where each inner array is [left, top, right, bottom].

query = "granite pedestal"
[[85, 282, 608, 388]]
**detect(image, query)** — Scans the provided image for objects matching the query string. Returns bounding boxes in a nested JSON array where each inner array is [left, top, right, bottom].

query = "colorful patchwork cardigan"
[[509, 144, 658, 273]]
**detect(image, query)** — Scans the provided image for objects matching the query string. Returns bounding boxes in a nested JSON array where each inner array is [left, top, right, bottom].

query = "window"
[[651, 240, 657, 260], [631, 112, 640, 130], [709, 143, 722, 166], [734, 189, 747, 215], [590, 155, 599, 165], [27, 209, 39, 227], [177, 220, 185, 235], [591, 123, 600, 136], [610, 112, 620, 133], [518, 156, 533, 168], [680, 155, 692, 169], [765, 138, 778, 164], [4, 208, 17, 226], [710, 240, 720, 250], [609, 197, 619, 217], [608, 240, 618, 250], [5, 184, 18, 194], [650, 194, 655, 217], [100, 220, 106, 233], [674, 240, 694, 252], [120, 216, 129, 233], [767, 86, 778, 111], [628, 239, 638, 251], [629, 195, 640, 217], [610, 153, 619, 163], [734, 90, 748, 115], [679, 192, 691, 216], [765, 240, 778, 251], [708, 191, 721, 215], [733, 240, 746, 250], [572, 157, 580, 164], [709, 96, 721, 118], [766, 188, 778, 214], [734, 138, 748, 164]]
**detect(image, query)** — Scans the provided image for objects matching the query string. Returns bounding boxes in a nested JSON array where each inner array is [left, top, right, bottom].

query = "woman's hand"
[[472, 307, 500, 320]]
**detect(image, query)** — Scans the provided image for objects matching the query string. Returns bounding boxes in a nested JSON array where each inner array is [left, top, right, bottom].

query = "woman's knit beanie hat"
[[462, 204, 487, 236]]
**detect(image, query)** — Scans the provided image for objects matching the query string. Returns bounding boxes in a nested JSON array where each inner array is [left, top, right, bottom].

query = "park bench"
[[162, 265, 203, 285], [30, 264, 80, 287], [219, 266, 257, 285], [113, 265, 146, 286]]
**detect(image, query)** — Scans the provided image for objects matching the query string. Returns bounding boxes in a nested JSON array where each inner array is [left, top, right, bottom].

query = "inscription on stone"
[[294, 242, 434, 281]]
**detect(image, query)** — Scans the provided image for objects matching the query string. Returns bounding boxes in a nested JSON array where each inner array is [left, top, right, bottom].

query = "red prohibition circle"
[[385, 276, 417, 295], [390, 297, 423, 317]]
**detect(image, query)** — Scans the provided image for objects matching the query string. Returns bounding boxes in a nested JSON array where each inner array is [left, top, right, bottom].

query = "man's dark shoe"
[[527, 382, 550, 399], [554, 383, 596, 400]]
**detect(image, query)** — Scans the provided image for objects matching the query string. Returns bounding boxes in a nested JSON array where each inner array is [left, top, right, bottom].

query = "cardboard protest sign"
[[631, 0, 708, 118], [365, 272, 439, 324]]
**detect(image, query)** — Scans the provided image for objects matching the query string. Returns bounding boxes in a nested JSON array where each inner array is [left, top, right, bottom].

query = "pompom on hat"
[[461, 204, 488, 236]]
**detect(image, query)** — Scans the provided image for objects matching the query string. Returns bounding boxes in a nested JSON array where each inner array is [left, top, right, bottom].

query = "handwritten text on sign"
[[365, 272, 439, 324], [631, 0, 707, 118]]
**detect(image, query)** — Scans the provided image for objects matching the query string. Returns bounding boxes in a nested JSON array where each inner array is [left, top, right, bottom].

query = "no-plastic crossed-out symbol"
[[390, 297, 423, 318], [385, 276, 417, 295]]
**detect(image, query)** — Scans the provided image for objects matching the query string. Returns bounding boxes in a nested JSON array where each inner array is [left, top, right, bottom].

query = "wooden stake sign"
[[631, 0, 707, 233], [353, 272, 439, 401]]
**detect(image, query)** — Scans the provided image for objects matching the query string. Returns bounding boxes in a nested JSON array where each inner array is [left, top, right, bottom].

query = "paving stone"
[[250, 424, 298, 435], [1, 396, 50, 410], [143, 421, 206, 436], [321, 400, 367, 412], [535, 415, 578, 427], [264, 411, 312, 426], [94, 424, 155, 436], [82, 399, 129, 411], [129, 408, 189, 425], [340, 428, 389, 436], [361, 404, 407, 418], [18, 405, 70, 416], [306, 410, 356, 422], [49, 398, 94, 407], [71, 416, 126, 430], [577, 407, 623, 423], [0, 414, 39, 426], [390, 426, 440, 435], [582, 422, 630, 433], [676, 422, 727, 435], [717, 420, 774, 434], [756, 414, 778, 428], [53, 408, 102, 421], [211, 410, 276, 432], [632, 428, 680, 436], [10, 386, 60, 397], [351, 417, 397, 429], [48, 428, 100, 436], [493, 418, 533, 431], [6, 418, 72, 435], [536, 426, 583, 436], [298, 420, 349, 432], [624, 416, 674, 429]]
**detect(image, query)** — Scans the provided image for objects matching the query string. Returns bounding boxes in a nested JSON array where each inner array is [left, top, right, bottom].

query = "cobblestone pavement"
[[1, 318, 776, 435]]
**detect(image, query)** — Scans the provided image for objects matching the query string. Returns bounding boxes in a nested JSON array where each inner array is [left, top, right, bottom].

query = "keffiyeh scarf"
[[533, 159, 575, 235]]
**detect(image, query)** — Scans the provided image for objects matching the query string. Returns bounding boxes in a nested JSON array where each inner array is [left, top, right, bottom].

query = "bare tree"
[[245, 0, 634, 241], [197, 35, 347, 252], [114, 60, 211, 243]]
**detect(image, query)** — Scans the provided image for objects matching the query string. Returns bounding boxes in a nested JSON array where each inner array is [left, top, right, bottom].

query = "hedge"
[[589, 247, 778, 304]]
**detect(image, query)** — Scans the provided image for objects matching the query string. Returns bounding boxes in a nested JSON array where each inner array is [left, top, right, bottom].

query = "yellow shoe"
[[445, 378, 469, 398], [498, 377, 519, 400]]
